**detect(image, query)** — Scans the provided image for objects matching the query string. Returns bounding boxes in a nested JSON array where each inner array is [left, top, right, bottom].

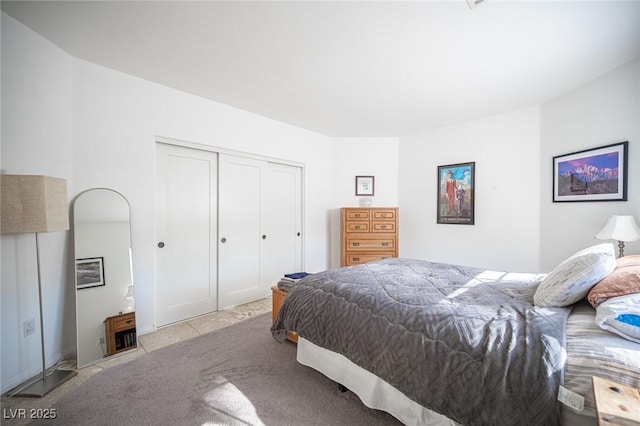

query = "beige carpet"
[[32, 313, 400, 425]]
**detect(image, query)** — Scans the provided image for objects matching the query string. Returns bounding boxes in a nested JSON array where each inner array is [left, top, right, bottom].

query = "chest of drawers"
[[341, 207, 398, 266]]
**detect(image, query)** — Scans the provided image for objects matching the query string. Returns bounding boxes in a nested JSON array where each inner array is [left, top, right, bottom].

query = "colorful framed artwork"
[[437, 162, 475, 225], [553, 141, 628, 202], [76, 257, 106, 289], [355, 176, 375, 196]]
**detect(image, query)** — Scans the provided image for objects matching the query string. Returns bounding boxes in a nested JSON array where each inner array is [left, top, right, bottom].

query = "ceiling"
[[3, 1, 640, 137]]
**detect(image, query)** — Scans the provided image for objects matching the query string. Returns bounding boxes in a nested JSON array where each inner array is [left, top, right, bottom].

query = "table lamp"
[[595, 215, 640, 258]]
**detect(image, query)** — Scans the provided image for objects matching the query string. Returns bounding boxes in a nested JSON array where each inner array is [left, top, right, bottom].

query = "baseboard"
[[1, 345, 76, 395]]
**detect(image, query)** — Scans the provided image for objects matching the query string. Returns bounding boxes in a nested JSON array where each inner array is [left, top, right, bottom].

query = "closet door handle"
[[262, 235, 267, 240], [221, 238, 227, 243], [157, 242, 165, 248], [297, 232, 301, 236]]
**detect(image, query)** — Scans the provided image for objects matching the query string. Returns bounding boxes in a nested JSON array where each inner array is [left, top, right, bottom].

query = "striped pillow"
[[534, 243, 616, 307]]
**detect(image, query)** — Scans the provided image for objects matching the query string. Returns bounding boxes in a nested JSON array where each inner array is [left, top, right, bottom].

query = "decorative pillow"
[[534, 243, 616, 307], [588, 255, 640, 307], [595, 293, 640, 343]]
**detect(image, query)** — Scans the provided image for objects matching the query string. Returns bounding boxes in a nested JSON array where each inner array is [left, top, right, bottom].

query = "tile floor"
[[1, 296, 272, 425]]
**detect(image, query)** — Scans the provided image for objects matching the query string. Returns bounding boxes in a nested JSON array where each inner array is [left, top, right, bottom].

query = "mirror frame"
[[72, 188, 135, 368]]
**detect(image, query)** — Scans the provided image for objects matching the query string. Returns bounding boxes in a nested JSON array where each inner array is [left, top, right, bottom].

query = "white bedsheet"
[[297, 337, 460, 426]]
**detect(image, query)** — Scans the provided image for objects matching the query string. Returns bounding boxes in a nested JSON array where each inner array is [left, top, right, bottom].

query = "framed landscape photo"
[[76, 257, 105, 289], [437, 162, 475, 225], [355, 176, 375, 196], [553, 141, 628, 202]]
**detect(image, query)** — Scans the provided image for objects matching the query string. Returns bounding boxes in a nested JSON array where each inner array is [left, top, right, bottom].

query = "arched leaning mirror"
[[73, 188, 135, 368]]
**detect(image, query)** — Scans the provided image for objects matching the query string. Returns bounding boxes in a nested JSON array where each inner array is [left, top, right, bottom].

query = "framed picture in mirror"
[[76, 257, 105, 289]]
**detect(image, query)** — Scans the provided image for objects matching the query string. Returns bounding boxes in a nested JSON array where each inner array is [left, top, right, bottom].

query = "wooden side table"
[[592, 376, 640, 426], [271, 286, 298, 343], [105, 312, 137, 356]]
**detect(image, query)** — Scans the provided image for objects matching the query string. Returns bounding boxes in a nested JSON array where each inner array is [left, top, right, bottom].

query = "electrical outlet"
[[23, 319, 35, 337], [99, 337, 105, 344]]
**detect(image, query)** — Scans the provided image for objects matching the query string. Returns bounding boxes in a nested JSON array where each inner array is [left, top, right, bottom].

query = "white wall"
[[71, 57, 334, 336], [330, 137, 399, 268], [540, 58, 640, 270], [1, 13, 76, 393], [397, 58, 640, 274], [399, 107, 542, 272], [1, 13, 334, 392]]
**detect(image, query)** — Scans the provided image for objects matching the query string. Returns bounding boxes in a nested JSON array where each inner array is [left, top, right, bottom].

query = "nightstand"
[[592, 376, 640, 426], [271, 286, 298, 343], [105, 312, 137, 356]]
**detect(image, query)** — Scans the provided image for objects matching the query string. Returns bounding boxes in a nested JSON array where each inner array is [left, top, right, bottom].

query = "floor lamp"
[[1, 175, 77, 397]]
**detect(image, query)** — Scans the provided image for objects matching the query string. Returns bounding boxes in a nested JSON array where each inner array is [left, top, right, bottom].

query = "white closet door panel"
[[261, 163, 302, 287], [218, 154, 263, 309], [156, 144, 217, 326]]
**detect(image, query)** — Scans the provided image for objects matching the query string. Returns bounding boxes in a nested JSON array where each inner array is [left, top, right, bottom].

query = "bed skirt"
[[297, 337, 459, 426]]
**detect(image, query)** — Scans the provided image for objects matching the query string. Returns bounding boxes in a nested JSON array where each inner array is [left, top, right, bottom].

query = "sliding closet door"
[[218, 154, 303, 309], [156, 143, 218, 326], [218, 155, 263, 309], [260, 162, 303, 288]]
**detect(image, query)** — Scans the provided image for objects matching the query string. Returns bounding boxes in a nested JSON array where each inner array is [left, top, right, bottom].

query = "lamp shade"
[[1, 175, 69, 234], [595, 215, 640, 242]]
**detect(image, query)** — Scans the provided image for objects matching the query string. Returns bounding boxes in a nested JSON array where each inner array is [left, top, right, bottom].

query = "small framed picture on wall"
[[355, 176, 375, 196]]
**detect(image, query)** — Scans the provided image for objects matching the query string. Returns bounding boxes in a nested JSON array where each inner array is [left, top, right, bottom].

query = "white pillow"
[[595, 293, 640, 343], [534, 243, 616, 307]]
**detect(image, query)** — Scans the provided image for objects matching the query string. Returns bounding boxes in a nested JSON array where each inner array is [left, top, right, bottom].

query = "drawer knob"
[[353, 242, 360, 247], [382, 242, 389, 247], [355, 225, 361, 229]]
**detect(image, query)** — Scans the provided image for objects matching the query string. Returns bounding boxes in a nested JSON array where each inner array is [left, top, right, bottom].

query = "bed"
[[271, 246, 640, 426]]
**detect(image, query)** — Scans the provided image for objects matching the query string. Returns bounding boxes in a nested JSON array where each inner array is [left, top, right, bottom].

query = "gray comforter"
[[271, 258, 570, 426]]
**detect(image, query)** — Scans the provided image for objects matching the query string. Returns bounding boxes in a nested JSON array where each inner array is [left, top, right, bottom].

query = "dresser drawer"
[[346, 236, 396, 251], [372, 210, 396, 221], [111, 313, 136, 331], [345, 221, 370, 232], [345, 253, 396, 266], [345, 210, 370, 221], [371, 222, 395, 232]]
